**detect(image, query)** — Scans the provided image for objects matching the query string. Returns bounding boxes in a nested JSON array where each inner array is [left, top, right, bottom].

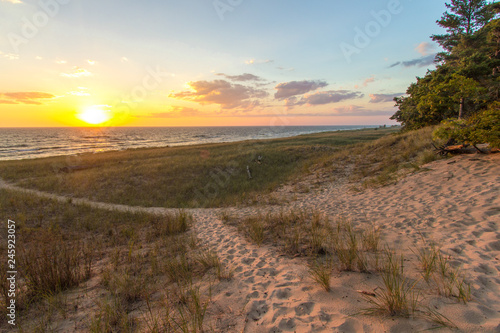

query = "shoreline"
[[0, 125, 394, 162]]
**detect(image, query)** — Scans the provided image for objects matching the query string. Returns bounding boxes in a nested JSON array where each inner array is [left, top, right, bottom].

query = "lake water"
[[0, 126, 379, 161]]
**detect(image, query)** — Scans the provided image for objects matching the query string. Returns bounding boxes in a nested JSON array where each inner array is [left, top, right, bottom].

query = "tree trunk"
[[459, 97, 464, 119]]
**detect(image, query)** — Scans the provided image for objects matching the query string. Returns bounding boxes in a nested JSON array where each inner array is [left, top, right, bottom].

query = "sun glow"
[[77, 105, 112, 125]]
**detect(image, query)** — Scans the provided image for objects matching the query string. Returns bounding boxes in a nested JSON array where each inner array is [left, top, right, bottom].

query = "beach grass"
[[0, 127, 400, 208], [0, 188, 219, 332]]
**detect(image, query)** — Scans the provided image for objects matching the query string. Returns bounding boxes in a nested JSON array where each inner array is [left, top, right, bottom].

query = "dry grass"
[[308, 259, 333, 292], [322, 126, 442, 189], [362, 249, 456, 328], [0, 188, 227, 332], [229, 211, 382, 274], [363, 250, 420, 317], [0, 128, 398, 208]]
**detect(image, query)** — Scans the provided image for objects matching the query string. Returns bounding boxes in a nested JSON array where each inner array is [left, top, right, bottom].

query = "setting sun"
[[77, 105, 112, 125]]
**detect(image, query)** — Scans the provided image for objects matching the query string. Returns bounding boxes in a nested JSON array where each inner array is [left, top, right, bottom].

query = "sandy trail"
[[1, 153, 499, 332], [0, 179, 328, 332]]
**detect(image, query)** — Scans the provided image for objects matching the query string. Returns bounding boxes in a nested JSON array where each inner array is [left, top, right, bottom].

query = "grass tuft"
[[308, 259, 333, 292], [363, 250, 419, 317]]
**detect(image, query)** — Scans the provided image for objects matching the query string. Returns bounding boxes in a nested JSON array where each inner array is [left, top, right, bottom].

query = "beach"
[[0, 130, 499, 332]]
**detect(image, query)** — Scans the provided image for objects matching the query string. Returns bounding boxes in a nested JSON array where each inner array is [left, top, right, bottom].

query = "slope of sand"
[[1, 153, 499, 332], [197, 153, 500, 332]]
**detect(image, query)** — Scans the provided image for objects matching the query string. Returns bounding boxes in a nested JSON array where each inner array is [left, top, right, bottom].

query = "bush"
[[434, 102, 500, 148]]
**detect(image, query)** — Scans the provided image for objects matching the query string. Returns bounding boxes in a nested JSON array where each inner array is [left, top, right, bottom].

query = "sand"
[[1, 153, 499, 332]]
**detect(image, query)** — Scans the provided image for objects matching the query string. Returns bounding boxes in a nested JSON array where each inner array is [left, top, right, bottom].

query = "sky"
[[0, 0, 448, 127]]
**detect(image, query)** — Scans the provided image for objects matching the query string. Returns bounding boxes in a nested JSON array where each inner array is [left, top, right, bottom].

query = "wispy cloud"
[[369, 93, 404, 103], [1, 0, 23, 4], [68, 90, 90, 97], [169, 80, 268, 109], [354, 75, 376, 89], [245, 59, 273, 65], [0, 92, 55, 105], [276, 67, 295, 71], [215, 73, 264, 82], [389, 54, 436, 68], [274, 80, 328, 100], [332, 105, 395, 116], [0, 51, 19, 60], [138, 106, 203, 118], [60, 67, 93, 78]]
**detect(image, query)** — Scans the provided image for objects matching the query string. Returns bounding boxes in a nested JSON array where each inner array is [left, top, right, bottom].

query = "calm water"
[[0, 126, 378, 161]]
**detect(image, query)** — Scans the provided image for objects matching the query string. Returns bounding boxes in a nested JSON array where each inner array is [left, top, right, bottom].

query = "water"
[[0, 126, 379, 161]]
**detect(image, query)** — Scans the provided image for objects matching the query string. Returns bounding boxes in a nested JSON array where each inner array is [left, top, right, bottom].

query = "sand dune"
[[1, 153, 499, 331], [195, 153, 500, 332]]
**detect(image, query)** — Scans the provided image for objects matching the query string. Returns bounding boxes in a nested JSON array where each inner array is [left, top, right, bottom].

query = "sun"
[[77, 105, 112, 125]]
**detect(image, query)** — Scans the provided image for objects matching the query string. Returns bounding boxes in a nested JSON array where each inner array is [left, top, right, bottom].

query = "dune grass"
[[0, 127, 399, 208], [321, 126, 441, 190], [0, 188, 221, 332]]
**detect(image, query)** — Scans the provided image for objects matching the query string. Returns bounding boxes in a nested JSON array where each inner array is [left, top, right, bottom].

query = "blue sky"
[[0, 0, 448, 126]]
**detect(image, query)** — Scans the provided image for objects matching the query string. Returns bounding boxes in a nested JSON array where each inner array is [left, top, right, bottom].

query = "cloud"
[[389, 54, 436, 68], [216, 73, 264, 82], [1, 0, 22, 3], [276, 67, 295, 71], [245, 59, 273, 65], [274, 80, 328, 100], [369, 93, 404, 103], [288, 90, 363, 107], [362, 75, 375, 87], [0, 92, 55, 105], [60, 67, 93, 78], [0, 51, 19, 60], [68, 91, 90, 97], [139, 106, 203, 118], [331, 105, 395, 116], [0, 99, 18, 104], [415, 42, 435, 56], [169, 80, 268, 109]]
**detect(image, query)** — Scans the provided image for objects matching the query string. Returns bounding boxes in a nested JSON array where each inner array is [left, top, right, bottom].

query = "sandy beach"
[[195, 153, 500, 332], [2, 151, 499, 332]]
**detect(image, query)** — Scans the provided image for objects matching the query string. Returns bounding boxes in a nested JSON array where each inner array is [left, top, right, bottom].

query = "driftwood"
[[432, 143, 486, 156]]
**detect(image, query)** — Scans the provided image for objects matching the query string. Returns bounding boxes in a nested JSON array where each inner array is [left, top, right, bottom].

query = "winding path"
[[2, 153, 500, 332]]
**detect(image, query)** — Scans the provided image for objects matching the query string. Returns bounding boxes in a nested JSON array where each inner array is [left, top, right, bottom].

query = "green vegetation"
[[226, 210, 381, 271], [323, 126, 441, 189], [0, 188, 226, 332], [0, 127, 398, 208], [363, 251, 419, 318], [391, 1, 499, 147]]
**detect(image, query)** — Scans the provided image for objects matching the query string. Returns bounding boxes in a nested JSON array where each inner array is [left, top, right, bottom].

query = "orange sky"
[[0, 1, 445, 127]]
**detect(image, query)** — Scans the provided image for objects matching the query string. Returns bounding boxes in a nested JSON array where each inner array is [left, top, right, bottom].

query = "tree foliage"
[[432, 0, 495, 51], [392, 0, 499, 146]]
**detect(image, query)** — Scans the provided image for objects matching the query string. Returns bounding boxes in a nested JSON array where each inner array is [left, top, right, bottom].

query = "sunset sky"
[[1, 0, 447, 127]]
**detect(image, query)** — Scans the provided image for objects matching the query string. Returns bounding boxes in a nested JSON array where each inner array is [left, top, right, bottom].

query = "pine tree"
[[432, 0, 495, 52]]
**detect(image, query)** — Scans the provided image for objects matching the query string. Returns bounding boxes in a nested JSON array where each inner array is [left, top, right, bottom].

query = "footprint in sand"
[[294, 302, 315, 316]]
